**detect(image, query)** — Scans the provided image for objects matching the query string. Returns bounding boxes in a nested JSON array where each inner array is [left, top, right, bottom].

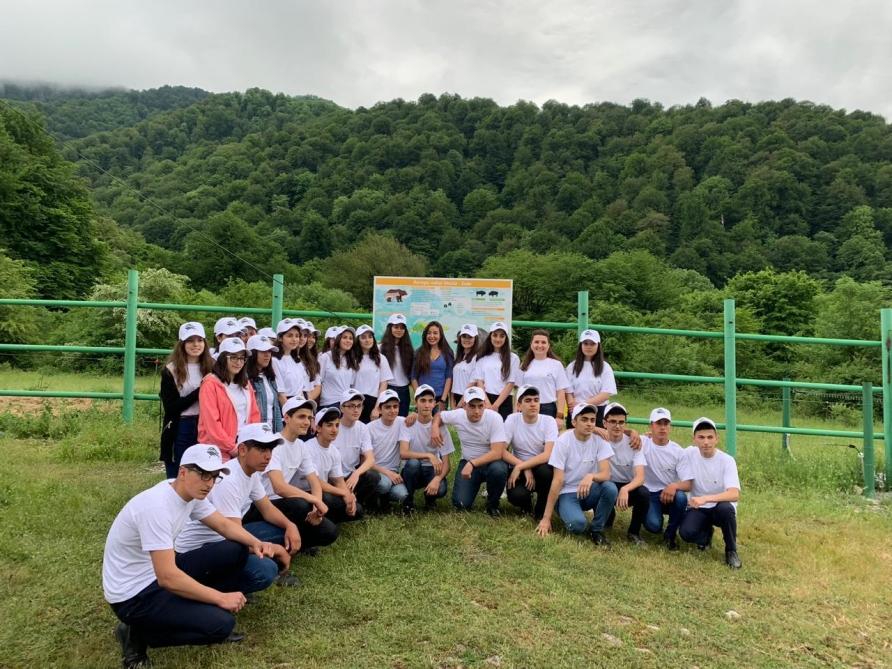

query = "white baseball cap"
[[489, 321, 509, 335], [236, 422, 282, 447], [238, 317, 257, 330], [218, 337, 246, 355], [579, 329, 601, 344], [276, 318, 302, 335], [355, 324, 374, 338], [324, 326, 339, 339], [650, 407, 672, 423], [257, 327, 277, 339], [246, 334, 278, 352], [178, 322, 206, 341], [337, 326, 356, 336], [692, 416, 718, 433], [463, 387, 486, 404], [516, 384, 540, 400], [604, 402, 628, 417], [282, 396, 317, 415], [214, 317, 243, 337], [458, 323, 478, 337], [180, 444, 230, 475], [315, 406, 342, 424], [571, 403, 598, 420], [387, 313, 407, 326], [340, 388, 364, 405], [377, 389, 400, 405], [414, 383, 436, 399], [304, 321, 320, 335]]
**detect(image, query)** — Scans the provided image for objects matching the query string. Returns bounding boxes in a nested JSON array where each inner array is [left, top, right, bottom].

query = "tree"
[[726, 269, 819, 336]]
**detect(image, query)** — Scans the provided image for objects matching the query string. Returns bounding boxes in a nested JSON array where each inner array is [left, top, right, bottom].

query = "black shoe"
[[299, 546, 320, 557], [244, 592, 257, 604], [115, 623, 149, 669], [590, 531, 610, 546], [486, 506, 502, 518], [276, 571, 300, 587], [627, 533, 645, 546], [402, 502, 416, 515], [698, 527, 714, 551], [225, 631, 245, 643], [663, 536, 679, 551], [424, 498, 437, 510], [725, 550, 742, 569]]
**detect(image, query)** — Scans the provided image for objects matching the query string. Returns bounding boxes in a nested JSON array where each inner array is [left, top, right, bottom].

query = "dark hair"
[[318, 410, 340, 426], [213, 351, 249, 386], [246, 349, 276, 383], [380, 323, 414, 378], [476, 328, 512, 382], [274, 326, 302, 363], [455, 331, 480, 364], [571, 340, 605, 377], [693, 421, 717, 434], [414, 321, 454, 378], [604, 405, 627, 418], [520, 329, 561, 371], [354, 330, 382, 366], [241, 439, 277, 451], [331, 330, 359, 371], [166, 337, 214, 388]]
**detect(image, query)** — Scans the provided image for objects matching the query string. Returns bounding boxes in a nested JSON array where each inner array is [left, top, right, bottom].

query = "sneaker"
[[225, 631, 246, 643], [590, 531, 610, 546], [663, 536, 679, 551], [276, 571, 300, 587], [626, 533, 645, 546], [725, 550, 742, 569], [485, 506, 502, 518], [115, 623, 149, 669]]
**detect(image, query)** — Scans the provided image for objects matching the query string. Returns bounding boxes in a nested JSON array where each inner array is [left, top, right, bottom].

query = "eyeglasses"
[[342, 402, 363, 410], [605, 419, 626, 427], [183, 465, 222, 482], [229, 355, 247, 363]]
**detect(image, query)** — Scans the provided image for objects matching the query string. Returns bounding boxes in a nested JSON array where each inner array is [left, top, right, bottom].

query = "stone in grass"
[[601, 633, 622, 647], [679, 628, 691, 636], [484, 656, 502, 667], [616, 615, 635, 625], [725, 610, 742, 621], [646, 624, 660, 632]]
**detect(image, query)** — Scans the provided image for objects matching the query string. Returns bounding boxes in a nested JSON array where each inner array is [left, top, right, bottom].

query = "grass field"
[[1, 382, 891, 668]]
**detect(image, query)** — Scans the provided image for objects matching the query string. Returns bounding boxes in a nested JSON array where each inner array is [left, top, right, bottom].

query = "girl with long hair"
[[517, 329, 570, 423], [565, 329, 617, 428], [272, 318, 320, 403], [411, 321, 454, 412], [246, 333, 283, 431], [318, 326, 359, 408], [159, 321, 214, 478], [451, 323, 480, 407], [473, 321, 520, 420], [380, 314, 415, 417], [353, 324, 393, 422], [198, 337, 260, 461]]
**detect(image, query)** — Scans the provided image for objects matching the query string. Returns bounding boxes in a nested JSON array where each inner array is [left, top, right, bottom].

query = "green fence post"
[[122, 269, 139, 424], [723, 298, 737, 457], [881, 308, 892, 485], [271, 273, 285, 327], [781, 377, 791, 452], [577, 290, 589, 339], [863, 382, 875, 499]]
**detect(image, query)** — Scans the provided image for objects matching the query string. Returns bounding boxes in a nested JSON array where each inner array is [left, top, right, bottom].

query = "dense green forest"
[[1, 85, 890, 409]]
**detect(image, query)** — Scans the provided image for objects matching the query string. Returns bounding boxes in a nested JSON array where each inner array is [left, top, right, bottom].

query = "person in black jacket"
[[160, 322, 215, 478]]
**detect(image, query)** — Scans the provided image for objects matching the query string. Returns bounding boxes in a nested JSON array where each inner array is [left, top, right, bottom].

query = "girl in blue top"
[[412, 321, 454, 411]]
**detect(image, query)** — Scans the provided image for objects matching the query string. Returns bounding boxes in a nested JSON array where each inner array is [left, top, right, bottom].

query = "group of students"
[[103, 315, 741, 668]]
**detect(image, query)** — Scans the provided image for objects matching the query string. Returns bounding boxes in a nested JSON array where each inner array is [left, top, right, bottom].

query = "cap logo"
[[184, 324, 195, 331], [262, 424, 272, 433], [206, 447, 219, 458]]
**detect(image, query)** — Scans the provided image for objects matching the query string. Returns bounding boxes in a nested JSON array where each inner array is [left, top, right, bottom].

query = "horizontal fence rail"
[[1, 270, 890, 496]]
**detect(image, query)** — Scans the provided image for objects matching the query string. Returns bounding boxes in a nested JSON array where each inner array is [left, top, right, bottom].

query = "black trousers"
[[110, 540, 246, 648], [322, 491, 364, 523], [680, 502, 737, 552], [343, 469, 382, 511], [242, 498, 339, 548], [505, 463, 553, 519], [606, 482, 651, 535], [486, 392, 513, 420], [388, 384, 411, 417]]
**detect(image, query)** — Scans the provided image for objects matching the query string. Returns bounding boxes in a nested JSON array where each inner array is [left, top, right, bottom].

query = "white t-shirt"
[[368, 416, 406, 472], [565, 360, 617, 406], [226, 383, 249, 427], [272, 355, 311, 398], [389, 349, 410, 387], [438, 408, 507, 462], [180, 362, 203, 417], [263, 436, 319, 498], [548, 431, 614, 495], [354, 353, 393, 397], [681, 448, 741, 509], [102, 481, 215, 603], [319, 351, 357, 406], [307, 439, 346, 483], [399, 417, 455, 467], [451, 358, 477, 397], [516, 358, 570, 404], [175, 461, 266, 553], [504, 413, 559, 462], [473, 352, 520, 394], [641, 438, 687, 492], [607, 434, 647, 483], [332, 420, 373, 471]]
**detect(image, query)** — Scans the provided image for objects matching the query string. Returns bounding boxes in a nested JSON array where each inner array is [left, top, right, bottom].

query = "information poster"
[[373, 276, 513, 348]]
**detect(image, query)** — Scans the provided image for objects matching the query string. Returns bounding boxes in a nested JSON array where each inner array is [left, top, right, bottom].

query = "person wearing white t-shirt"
[[640, 407, 691, 550], [502, 385, 557, 520], [380, 313, 415, 417], [432, 386, 509, 516], [565, 329, 617, 429], [472, 321, 520, 420], [451, 323, 480, 407], [601, 403, 650, 545], [255, 397, 339, 552], [368, 389, 411, 507], [678, 418, 742, 569], [516, 330, 569, 422], [400, 384, 454, 509], [353, 324, 394, 422], [210, 317, 244, 359], [319, 327, 359, 407], [333, 388, 382, 511], [176, 424, 298, 591], [102, 444, 278, 668], [537, 404, 618, 545], [307, 407, 363, 523]]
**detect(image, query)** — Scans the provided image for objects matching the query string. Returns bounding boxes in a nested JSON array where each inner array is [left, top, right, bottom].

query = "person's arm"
[[150, 549, 246, 612], [200, 511, 276, 557], [690, 487, 739, 508], [346, 449, 376, 489], [253, 497, 301, 554], [616, 464, 645, 510], [586, 391, 612, 406], [555, 389, 567, 423], [400, 439, 440, 467], [461, 441, 506, 479], [267, 469, 323, 507], [660, 478, 692, 503], [491, 382, 515, 411], [160, 369, 200, 416], [373, 463, 403, 484], [536, 468, 564, 537], [306, 383, 321, 401], [329, 476, 358, 515]]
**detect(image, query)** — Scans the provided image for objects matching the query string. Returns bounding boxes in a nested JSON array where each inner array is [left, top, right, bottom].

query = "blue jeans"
[[643, 490, 688, 538], [452, 459, 508, 511], [557, 481, 618, 534], [402, 459, 448, 506], [375, 470, 409, 503]]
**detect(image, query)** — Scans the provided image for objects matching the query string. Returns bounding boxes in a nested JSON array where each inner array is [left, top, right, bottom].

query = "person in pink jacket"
[[199, 337, 260, 461]]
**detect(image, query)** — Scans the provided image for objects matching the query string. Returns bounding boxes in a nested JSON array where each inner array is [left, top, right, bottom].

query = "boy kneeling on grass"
[[399, 384, 454, 510], [304, 406, 364, 523], [678, 417, 742, 569], [103, 444, 280, 669]]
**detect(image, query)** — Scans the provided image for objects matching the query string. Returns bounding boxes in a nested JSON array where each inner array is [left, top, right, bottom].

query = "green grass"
[[1, 402, 891, 668]]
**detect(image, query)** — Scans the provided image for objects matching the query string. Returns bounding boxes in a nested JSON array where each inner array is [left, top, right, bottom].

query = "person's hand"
[[523, 469, 535, 491], [386, 470, 403, 485], [345, 492, 358, 516], [659, 485, 677, 505], [431, 428, 444, 447], [217, 591, 247, 613], [345, 471, 360, 491], [405, 412, 418, 427], [428, 454, 442, 474], [616, 488, 629, 510], [313, 498, 329, 516], [461, 461, 474, 480], [555, 417, 563, 432], [305, 508, 324, 526], [507, 467, 521, 489], [284, 524, 301, 554], [689, 496, 704, 509], [536, 518, 552, 538], [272, 544, 292, 571], [577, 475, 594, 499], [629, 430, 642, 449], [424, 477, 441, 497], [370, 407, 380, 420]]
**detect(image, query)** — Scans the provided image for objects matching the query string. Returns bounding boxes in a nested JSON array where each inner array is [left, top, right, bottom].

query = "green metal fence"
[[1, 268, 888, 497]]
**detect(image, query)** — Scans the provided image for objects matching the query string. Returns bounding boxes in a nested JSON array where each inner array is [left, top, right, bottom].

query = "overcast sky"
[[3, 0, 892, 118]]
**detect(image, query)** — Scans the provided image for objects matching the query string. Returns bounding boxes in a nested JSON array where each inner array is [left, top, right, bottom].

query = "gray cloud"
[[2, 0, 891, 117]]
